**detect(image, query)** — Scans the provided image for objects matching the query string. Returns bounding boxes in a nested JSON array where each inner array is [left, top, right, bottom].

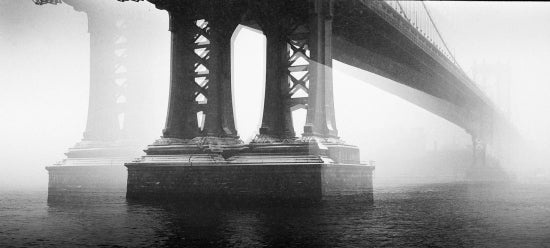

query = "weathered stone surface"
[[46, 165, 127, 192], [126, 134, 369, 202], [325, 143, 361, 164], [125, 161, 374, 202]]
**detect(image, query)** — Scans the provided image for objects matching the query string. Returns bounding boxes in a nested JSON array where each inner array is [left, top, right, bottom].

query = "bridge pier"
[[125, 0, 373, 203], [472, 137, 487, 167], [241, 1, 361, 162], [44, 0, 155, 192], [467, 135, 509, 182]]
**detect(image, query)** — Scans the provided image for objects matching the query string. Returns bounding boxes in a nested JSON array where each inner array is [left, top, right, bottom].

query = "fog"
[[1, 1, 550, 190]]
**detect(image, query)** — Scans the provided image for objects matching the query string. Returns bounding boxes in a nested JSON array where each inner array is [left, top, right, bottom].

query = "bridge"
[[36, 0, 517, 200], [330, 1, 517, 166]]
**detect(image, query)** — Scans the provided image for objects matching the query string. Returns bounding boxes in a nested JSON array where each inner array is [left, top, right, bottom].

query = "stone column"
[[144, 0, 244, 155]]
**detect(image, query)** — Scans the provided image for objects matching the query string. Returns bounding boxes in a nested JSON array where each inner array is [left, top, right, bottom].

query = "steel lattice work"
[[286, 24, 311, 112], [192, 19, 211, 131]]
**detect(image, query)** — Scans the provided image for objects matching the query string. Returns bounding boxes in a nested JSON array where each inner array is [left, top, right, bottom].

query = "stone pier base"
[[125, 160, 374, 203], [46, 140, 143, 193], [46, 162, 128, 193]]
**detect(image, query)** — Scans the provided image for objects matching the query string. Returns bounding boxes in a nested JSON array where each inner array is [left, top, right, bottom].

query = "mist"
[[1, 0, 550, 190]]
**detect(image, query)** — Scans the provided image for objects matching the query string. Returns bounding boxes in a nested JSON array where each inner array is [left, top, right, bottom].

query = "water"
[[1, 183, 549, 247]]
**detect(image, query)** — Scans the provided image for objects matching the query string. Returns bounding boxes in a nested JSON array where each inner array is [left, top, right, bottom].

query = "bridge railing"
[[384, 1, 459, 69], [382, 1, 505, 111]]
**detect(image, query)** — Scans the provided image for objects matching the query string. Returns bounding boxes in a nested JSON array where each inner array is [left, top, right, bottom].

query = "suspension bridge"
[[34, 0, 517, 200]]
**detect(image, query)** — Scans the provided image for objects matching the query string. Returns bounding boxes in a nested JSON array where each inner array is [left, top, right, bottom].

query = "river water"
[[1, 183, 549, 247]]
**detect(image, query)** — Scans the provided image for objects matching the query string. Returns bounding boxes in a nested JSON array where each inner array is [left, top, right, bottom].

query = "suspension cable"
[[420, 1, 457, 64]]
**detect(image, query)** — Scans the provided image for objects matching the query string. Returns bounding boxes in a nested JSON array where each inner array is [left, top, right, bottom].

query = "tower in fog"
[[472, 61, 512, 119]]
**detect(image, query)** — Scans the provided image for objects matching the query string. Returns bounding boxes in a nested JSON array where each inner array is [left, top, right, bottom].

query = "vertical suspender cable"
[[421, 1, 457, 65]]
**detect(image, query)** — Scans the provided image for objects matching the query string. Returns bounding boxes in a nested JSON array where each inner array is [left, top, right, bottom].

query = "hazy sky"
[[426, 2, 550, 145], [1, 1, 549, 189]]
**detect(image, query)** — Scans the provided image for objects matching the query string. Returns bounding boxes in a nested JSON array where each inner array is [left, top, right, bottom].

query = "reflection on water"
[[1, 183, 550, 247]]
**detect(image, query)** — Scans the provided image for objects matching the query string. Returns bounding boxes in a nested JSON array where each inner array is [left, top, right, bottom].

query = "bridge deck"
[[331, 0, 501, 136]]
